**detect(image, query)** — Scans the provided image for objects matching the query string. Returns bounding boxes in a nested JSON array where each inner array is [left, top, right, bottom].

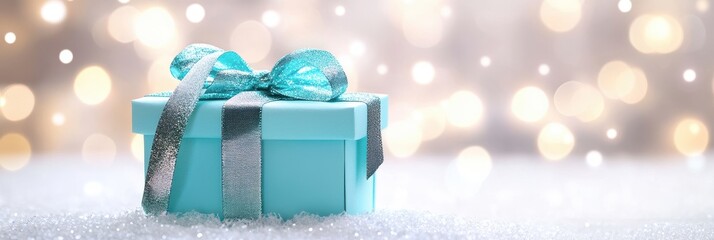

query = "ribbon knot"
[[164, 43, 347, 101]]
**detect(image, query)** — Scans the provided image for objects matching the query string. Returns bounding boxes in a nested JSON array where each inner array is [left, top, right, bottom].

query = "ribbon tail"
[[142, 52, 225, 215], [222, 91, 282, 219], [336, 93, 384, 179]]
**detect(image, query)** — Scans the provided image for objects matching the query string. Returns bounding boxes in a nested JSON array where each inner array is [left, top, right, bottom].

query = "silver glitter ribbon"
[[142, 44, 384, 219]]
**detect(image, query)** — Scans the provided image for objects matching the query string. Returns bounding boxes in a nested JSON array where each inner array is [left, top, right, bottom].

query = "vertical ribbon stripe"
[[337, 93, 384, 178], [222, 91, 282, 219], [142, 52, 224, 214]]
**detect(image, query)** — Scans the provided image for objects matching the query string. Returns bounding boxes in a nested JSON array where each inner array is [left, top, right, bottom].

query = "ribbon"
[[142, 44, 383, 219]]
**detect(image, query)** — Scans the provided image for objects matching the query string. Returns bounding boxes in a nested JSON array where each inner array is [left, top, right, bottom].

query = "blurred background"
[[0, 0, 712, 172]]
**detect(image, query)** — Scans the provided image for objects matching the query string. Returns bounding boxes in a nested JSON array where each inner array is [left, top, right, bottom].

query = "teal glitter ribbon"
[[142, 44, 384, 219]]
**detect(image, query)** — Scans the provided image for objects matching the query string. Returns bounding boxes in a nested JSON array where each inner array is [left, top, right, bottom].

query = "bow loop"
[[167, 44, 347, 101]]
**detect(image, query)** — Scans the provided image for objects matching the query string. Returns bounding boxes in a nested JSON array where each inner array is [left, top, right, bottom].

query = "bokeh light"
[[40, 0, 67, 24], [131, 134, 144, 162], [607, 128, 618, 139], [335, 6, 346, 16], [538, 64, 550, 76], [683, 69, 697, 82], [349, 41, 366, 56], [185, 4, 205, 23], [230, 20, 272, 63], [411, 61, 435, 85], [445, 146, 492, 196], [147, 56, 179, 93], [384, 120, 422, 158], [51, 112, 65, 126], [0, 133, 32, 171], [74, 66, 112, 105], [443, 90, 484, 128], [553, 81, 605, 122], [1, 84, 35, 121], [4, 32, 16, 44], [673, 118, 709, 156], [618, 0, 632, 13], [412, 106, 447, 141], [107, 6, 139, 43], [82, 134, 117, 164], [377, 64, 388, 75], [511, 86, 549, 123], [629, 14, 684, 54], [402, 0, 444, 48], [441, 6, 452, 18], [697, 0, 710, 12], [133, 7, 177, 48], [261, 10, 281, 28], [597, 61, 648, 104], [537, 123, 575, 161], [586, 150, 603, 167], [59, 49, 73, 64], [539, 0, 582, 32], [480, 56, 491, 67]]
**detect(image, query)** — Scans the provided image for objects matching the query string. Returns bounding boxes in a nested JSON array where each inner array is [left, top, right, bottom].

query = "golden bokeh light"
[[74, 66, 112, 105], [511, 86, 549, 123], [629, 14, 683, 54], [539, 0, 582, 32], [82, 133, 117, 164], [697, 0, 710, 12], [51, 112, 65, 126], [40, 0, 67, 24], [454, 146, 492, 184], [673, 118, 709, 156], [0, 133, 32, 171], [133, 7, 177, 48], [131, 134, 144, 162], [147, 56, 179, 93], [443, 90, 484, 128], [597, 61, 648, 104], [230, 20, 272, 63], [384, 120, 422, 158], [1, 84, 35, 121], [107, 6, 139, 43], [402, 0, 444, 48], [553, 81, 605, 122], [412, 106, 447, 141], [411, 61, 435, 85], [537, 122, 575, 161]]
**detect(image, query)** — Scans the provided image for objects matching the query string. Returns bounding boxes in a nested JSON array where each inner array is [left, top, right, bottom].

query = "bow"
[[143, 44, 383, 219]]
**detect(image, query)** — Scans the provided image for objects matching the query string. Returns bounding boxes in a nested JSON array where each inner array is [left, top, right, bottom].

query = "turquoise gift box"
[[132, 95, 388, 219]]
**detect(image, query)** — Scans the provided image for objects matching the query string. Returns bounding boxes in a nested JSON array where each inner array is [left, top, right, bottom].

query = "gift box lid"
[[132, 94, 388, 140]]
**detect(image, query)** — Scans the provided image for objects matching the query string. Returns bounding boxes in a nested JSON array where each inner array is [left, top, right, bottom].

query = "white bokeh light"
[[4, 32, 16, 44], [59, 49, 73, 64], [335, 5, 346, 16], [412, 61, 435, 85], [607, 128, 618, 139], [377, 64, 388, 75], [40, 0, 67, 24], [441, 6, 452, 18], [118, 0, 130, 3], [349, 41, 366, 56], [586, 150, 603, 167], [684, 69, 697, 82], [538, 64, 550, 76], [185, 4, 205, 23], [618, 0, 632, 13], [480, 56, 491, 67], [261, 10, 281, 28]]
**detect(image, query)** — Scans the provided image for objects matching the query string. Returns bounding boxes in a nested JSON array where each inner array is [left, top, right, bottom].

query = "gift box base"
[[142, 135, 375, 219]]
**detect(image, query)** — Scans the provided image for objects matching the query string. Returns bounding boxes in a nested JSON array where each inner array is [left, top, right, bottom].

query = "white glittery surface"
[[2, 154, 714, 239]]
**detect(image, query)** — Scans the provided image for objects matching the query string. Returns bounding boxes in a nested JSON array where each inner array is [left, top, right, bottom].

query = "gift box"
[[132, 44, 388, 219]]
